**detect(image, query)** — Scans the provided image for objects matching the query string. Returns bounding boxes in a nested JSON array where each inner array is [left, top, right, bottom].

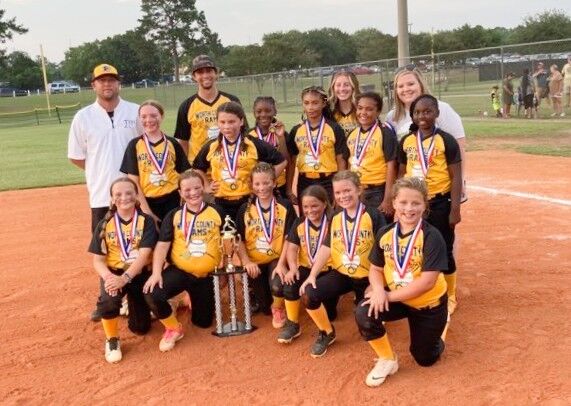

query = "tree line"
[[1, 3, 571, 90]]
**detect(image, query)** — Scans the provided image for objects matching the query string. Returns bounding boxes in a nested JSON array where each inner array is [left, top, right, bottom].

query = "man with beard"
[[174, 55, 241, 165], [68, 63, 143, 321]]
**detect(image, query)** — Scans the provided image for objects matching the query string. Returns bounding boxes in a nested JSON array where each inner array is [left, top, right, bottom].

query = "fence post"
[[56, 106, 62, 124], [282, 74, 287, 104], [500, 46, 504, 82], [34, 109, 40, 125]]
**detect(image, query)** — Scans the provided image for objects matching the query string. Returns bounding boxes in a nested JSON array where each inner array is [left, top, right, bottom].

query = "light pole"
[[397, 0, 410, 67]]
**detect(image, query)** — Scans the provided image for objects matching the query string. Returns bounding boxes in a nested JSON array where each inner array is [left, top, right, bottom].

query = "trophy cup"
[[211, 215, 256, 337]]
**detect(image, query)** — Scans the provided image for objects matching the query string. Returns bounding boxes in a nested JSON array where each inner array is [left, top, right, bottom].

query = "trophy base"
[[212, 322, 257, 337]]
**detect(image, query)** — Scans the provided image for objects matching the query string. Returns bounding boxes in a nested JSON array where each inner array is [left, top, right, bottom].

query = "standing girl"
[[276, 185, 335, 344], [143, 169, 224, 352], [236, 162, 297, 327], [286, 86, 349, 204], [328, 70, 361, 137], [347, 91, 398, 220], [355, 177, 449, 387], [121, 100, 191, 223], [249, 96, 290, 197], [88, 177, 157, 363], [397, 94, 462, 314], [193, 101, 287, 220], [299, 171, 385, 358]]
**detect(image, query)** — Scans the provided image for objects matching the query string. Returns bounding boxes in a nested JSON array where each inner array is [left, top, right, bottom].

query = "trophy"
[[211, 215, 256, 337]]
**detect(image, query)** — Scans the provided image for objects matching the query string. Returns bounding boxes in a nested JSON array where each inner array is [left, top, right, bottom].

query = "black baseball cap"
[[192, 55, 217, 73]]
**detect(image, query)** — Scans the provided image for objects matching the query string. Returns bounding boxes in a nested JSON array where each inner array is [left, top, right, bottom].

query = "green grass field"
[[1, 67, 569, 191]]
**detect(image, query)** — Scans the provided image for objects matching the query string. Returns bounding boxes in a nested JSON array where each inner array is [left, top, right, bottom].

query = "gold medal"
[[230, 182, 238, 190], [313, 163, 320, 170], [267, 249, 275, 256]]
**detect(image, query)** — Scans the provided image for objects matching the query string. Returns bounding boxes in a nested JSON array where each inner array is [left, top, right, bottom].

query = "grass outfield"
[[0, 116, 569, 191]]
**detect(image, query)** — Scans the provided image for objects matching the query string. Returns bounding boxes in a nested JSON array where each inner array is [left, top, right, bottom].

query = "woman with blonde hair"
[[328, 70, 361, 137]]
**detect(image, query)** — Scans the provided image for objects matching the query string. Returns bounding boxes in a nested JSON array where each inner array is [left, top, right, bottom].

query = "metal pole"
[[397, 0, 410, 67], [39, 45, 51, 117]]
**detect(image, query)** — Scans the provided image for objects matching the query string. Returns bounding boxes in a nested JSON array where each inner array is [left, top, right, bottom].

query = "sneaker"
[[365, 356, 399, 387], [119, 297, 129, 317], [310, 327, 336, 358], [104, 337, 122, 363], [551, 112, 557, 117], [277, 320, 301, 344], [561, 112, 566, 117], [159, 325, 184, 352], [91, 308, 102, 322], [271, 306, 286, 329]]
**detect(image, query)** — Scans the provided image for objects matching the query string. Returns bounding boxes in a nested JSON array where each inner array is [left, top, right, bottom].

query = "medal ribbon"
[[392, 219, 423, 278], [114, 210, 139, 262], [181, 202, 205, 245], [341, 203, 364, 261], [304, 214, 327, 265], [222, 135, 242, 179], [354, 121, 378, 167], [256, 198, 276, 245], [416, 128, 437, 176], [143, 133, 169, 175], [255, 126, 277, 147], [304, 117, 325, 160]]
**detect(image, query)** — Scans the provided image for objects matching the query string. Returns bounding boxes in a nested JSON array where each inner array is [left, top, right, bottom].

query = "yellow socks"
[[368, 335, 395, 360], [306, 304, 333, 334], [160, 313, 180, 330], [284, 299, 301, 323], [272, 296, 285, 309], [101, 318, 119, 339], [444, 273, 458, 314]]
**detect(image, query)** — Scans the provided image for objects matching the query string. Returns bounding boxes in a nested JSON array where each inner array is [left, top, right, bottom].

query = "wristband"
[[122, 272, 133, 284]]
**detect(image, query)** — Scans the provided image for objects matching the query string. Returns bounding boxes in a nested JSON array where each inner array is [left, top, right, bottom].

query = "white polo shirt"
[[386, 100, 466, 141], [68, 98, 142, 208]]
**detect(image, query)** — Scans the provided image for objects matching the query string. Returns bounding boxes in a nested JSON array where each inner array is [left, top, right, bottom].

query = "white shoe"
[[365, 356, 399, 387], [561, 112, 566, 117], [105, 338, 122, 363], [550, 112, 557, 117]]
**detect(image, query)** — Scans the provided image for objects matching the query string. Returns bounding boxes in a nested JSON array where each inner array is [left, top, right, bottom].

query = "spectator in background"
[[519, 68, 535, 119], [502, 72, 515, 118], [548, 64, 564, 117], [490, 85, 502, 118], [532, 62, 549, 111], [562, 55, 571, 108]]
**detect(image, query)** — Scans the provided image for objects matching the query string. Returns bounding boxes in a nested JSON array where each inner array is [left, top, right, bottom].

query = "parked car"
[[0, 87, 28, 97], [48, 81, 80, 94], [349, 65, 374, 75], [134, 78, 159, 88]]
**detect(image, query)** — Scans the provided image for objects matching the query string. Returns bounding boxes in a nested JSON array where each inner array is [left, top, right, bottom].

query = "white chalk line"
[[468, 185, 571, 207]]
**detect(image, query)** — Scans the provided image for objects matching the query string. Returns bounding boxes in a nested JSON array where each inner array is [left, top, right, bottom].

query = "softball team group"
[[88, 66, 464, 388]]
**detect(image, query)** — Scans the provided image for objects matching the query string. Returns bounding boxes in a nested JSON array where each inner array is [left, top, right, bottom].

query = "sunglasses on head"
[[395, 63, 420, 75], [302, 85, 328, 97]]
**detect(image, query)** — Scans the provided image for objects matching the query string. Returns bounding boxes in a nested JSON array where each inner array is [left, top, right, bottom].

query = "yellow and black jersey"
[[193, 134, 285, 199], [248, 127, 287, 188], [159, 203, 224, 277], [333, 109, 358, 138], [397, 129, 461, 197], [324, 205, 385, 278], [286, 217, 331, 271], [369, 220, 448, 309], [287, 118, 349, 175], [174, 92, 241, 164], [236, 197, 297, 265], [347, 121, 397, 185], [120, 135, 190, 198], [89, 210, 157, 270]]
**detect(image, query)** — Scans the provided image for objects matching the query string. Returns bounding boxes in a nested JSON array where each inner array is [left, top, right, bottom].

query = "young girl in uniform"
[[121, 100, 191, 224], [397, 94, 462, 314], [249, 96, 290, 198], [299, 170, 385, 358], [328, 70, 361, 137], [355, 177, 449, 387], [143, 169, 224, 352], [88, 177, 158, 363], [276, 185, 335, 344], [347, 92, 398, 220], [194, 101, 287, 220], [236, 162, 297, 327], [286, 86, 349, 204]]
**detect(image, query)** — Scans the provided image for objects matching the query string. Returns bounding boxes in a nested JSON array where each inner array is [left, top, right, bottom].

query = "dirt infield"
[[1, 150, 570, 405]]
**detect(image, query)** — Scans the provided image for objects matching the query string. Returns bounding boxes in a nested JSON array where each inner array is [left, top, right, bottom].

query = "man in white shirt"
[[68, 63, 142, 320]]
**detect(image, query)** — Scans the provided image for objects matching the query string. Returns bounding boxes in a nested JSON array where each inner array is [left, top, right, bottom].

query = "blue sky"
[[3, 0, 571, 62]]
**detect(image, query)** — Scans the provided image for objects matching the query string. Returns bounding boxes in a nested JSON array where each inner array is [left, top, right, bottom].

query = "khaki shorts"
[[564, 82, 571, 95]]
